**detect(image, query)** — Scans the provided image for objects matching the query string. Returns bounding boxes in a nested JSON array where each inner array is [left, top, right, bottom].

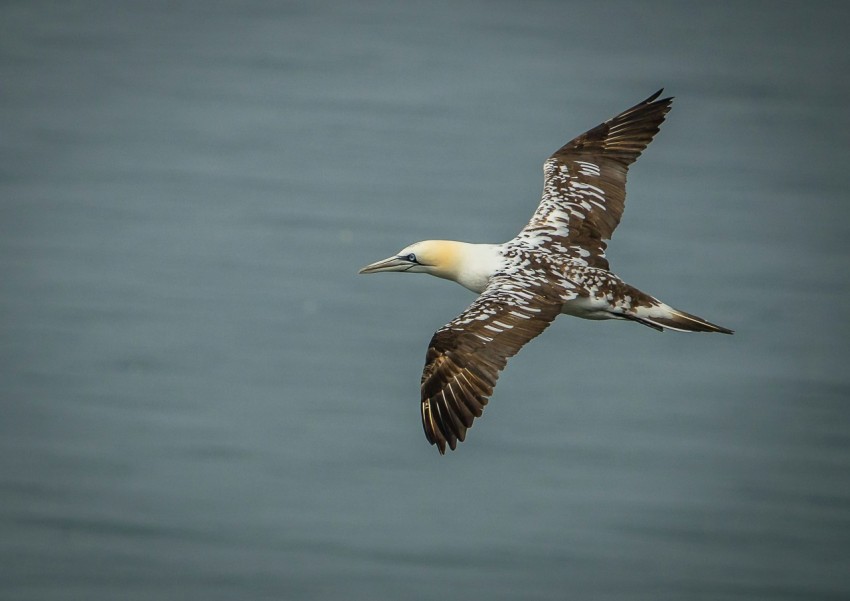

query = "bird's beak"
[[358, 256, 412, 274]]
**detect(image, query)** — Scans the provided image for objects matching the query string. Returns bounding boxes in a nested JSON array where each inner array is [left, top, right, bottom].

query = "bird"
[[359, 90, 732, 454]]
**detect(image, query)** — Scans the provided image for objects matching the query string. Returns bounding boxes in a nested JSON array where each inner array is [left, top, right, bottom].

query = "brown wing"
[[516, 90, 673, 269], [420, 276, 564, 454]]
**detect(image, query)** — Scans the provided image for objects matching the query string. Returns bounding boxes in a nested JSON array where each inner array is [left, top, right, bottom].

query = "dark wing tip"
[[549, 89, 674, 167], [421, 400, 446, 454], [421, 356, 490, 456], [644, 88, 673, 105]]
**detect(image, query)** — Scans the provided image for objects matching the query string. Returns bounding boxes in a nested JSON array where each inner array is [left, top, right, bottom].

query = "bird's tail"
[[628, 302, 733, 334]]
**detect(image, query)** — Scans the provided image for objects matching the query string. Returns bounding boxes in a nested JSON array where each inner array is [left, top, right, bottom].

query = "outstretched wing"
[[517, 90, 673, 270], [420, 275, 564, 454]]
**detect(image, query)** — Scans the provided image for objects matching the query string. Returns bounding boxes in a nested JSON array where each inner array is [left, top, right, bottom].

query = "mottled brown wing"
[[517, 90, 673, 270], [420, 276, 564, 454]]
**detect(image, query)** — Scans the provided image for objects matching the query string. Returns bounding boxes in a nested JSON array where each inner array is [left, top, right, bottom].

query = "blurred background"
[[1, 1, 848, 599]]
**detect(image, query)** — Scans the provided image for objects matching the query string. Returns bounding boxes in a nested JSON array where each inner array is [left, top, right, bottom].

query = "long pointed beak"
[[358, 256, 411, 274]]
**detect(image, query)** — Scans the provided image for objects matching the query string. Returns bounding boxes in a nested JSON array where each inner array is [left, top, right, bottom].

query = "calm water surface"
[[2, 2, 849, 600]]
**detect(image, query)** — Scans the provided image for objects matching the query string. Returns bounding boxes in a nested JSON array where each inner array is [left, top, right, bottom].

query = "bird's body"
[[360, 90, 732, 454]]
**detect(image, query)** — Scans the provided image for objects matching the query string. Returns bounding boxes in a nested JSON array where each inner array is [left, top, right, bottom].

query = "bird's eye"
[[406, 253, 417, 262]]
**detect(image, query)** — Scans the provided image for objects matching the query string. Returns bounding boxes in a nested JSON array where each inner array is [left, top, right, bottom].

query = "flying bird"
[[359, 90, 732, 454]]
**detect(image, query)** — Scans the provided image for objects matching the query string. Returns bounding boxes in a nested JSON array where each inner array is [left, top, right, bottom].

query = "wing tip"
[[645, 88, 674, 106], [421, 398, 453, 455], [550, 88, 675, 162]]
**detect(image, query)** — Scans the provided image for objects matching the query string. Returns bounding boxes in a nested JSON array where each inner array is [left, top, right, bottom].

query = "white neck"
[[427, 241, 502, 293]]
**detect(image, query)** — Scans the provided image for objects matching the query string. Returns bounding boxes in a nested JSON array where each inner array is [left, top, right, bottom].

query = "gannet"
[[360, 90, 732, 454]]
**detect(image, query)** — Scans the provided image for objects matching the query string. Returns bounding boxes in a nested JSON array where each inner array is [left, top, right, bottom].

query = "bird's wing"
[[420, 274, 564, 454], [516, 90, 673, 270]]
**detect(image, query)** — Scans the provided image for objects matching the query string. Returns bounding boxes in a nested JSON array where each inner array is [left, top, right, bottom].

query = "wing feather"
[[420, 276, 563, 454], [517, 90, 673, 269]]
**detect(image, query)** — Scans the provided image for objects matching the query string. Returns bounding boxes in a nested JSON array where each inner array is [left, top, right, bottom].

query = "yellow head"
[[358, 240, 463, 280]]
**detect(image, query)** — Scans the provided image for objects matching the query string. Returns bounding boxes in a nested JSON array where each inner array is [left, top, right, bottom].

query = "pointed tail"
[[631, 303, 733, 334]]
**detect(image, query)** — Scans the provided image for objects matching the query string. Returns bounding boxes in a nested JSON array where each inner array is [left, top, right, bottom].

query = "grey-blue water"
[[2, 2, 849, 599]]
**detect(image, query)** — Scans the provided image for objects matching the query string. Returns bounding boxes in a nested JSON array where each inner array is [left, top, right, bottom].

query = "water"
[[2, 1, 849, 599]]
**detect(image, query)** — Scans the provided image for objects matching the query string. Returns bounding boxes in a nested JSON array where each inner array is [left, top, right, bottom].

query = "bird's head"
[[358, 240, 461, 279]]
